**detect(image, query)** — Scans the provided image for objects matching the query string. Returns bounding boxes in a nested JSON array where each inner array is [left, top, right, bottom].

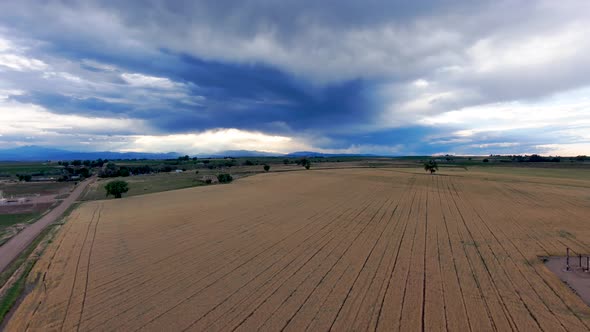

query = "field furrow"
[[6, 168, 590, 332]]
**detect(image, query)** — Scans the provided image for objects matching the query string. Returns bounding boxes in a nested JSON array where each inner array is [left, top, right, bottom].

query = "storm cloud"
[[0, 1, 589, 155]]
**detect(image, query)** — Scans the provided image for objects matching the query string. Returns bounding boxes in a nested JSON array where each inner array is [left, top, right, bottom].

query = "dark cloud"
[[0, 1, 589, 155]]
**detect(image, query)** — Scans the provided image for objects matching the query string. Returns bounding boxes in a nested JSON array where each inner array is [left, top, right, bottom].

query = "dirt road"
[[0, 177, 94, 273]]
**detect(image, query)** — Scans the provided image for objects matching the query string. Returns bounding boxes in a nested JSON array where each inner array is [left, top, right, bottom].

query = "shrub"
[[217, 173, 233, 183], [483, 158, 489, 163], [17, 174, 32, 182], [263, 165, 270, 172]]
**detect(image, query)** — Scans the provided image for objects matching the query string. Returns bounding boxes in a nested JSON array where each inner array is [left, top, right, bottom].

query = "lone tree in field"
[[305, 161, 311, 170], [263, 164, 270, 172], [105, 180, 129, 198], [424, 160, 438, 174]]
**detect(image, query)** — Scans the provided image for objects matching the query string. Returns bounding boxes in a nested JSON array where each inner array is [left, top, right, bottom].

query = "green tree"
[[105, 180, 129, 198], [423, 160, 438, 174], [304, 161, 311, 170], [118, 167, 130, 177], [78, 168, 90, 178], [217, 173, 233, 183], [263, 164, 270, 172]]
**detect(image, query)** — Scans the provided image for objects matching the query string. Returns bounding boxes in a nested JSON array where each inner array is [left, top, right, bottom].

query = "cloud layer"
[[0, 1, 589, 155]]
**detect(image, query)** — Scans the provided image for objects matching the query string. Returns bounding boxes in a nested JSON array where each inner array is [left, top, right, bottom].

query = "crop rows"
[[6, 169, 590, 331]]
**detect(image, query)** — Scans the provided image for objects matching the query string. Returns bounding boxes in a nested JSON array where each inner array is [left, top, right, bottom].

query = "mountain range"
[[0, 146, 376, 161]]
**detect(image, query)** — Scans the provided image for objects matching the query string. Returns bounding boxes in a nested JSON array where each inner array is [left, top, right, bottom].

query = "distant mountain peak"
[[0, 146, 180, 161]]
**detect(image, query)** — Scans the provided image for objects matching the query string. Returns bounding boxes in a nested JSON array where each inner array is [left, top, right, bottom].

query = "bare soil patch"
[[546, 257, 590, 306]]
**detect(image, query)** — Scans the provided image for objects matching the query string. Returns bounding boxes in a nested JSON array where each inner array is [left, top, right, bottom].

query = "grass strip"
[[0, 259, 35, 322], [0, 202, 81, 325]]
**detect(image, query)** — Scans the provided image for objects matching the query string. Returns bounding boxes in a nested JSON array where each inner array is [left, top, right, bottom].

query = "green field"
[[82, 172, 209, 200], [0, 162, 63, 179], [0, 213, 39, 228], [0, 213, 41, 245]]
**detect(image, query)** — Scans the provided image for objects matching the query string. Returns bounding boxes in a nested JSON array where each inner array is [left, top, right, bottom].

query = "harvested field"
[[5, 168, 590, 331]]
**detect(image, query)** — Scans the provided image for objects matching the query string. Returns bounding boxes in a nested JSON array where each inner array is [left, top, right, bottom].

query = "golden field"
[[6, 167, 590, 331]]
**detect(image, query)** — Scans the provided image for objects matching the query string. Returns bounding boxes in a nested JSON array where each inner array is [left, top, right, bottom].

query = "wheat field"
[[6, 168, 590, 331]]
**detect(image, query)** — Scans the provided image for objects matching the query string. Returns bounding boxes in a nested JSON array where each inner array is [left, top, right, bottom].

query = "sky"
[[0, 0, 589, 156]]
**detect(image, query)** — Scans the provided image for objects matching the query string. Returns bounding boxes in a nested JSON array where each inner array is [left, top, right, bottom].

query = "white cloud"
[[413, 86, 590, 154], [0, 32, 200, 114], [413, 79, 429, 88], [81, 59, 117, 72], [536, 144, 590, 156], [0, 99, 145, 138], [420, 86, 590, 131], [466, 23, 586, 74], [0, 53, 47, 71], [121, 130, 406, 155], [121, 73, 179, 89], [0, 89, 24, 100], [319, 144, 404, 155], [0, 37, 13, 52], [42, 71, 82, 82], [471, 142, 519, 149], [0, 34, 48, 71], [126, 129, 310, 154]]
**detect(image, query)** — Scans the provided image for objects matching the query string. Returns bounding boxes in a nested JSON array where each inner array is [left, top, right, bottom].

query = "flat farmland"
[[5, 168, 590, 331]]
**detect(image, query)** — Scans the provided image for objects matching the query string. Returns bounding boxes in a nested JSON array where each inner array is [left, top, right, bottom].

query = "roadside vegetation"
[[0, 257, 34, 322], [0, 202, 73, 324], [0, 213, 41, 246]]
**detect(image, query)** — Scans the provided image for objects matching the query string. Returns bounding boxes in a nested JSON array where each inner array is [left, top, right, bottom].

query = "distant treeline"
[[58, 159, 107, 167], [502, 154, 588, 163], [98, 163, 180, 178], [509, 154, 562, 162]]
